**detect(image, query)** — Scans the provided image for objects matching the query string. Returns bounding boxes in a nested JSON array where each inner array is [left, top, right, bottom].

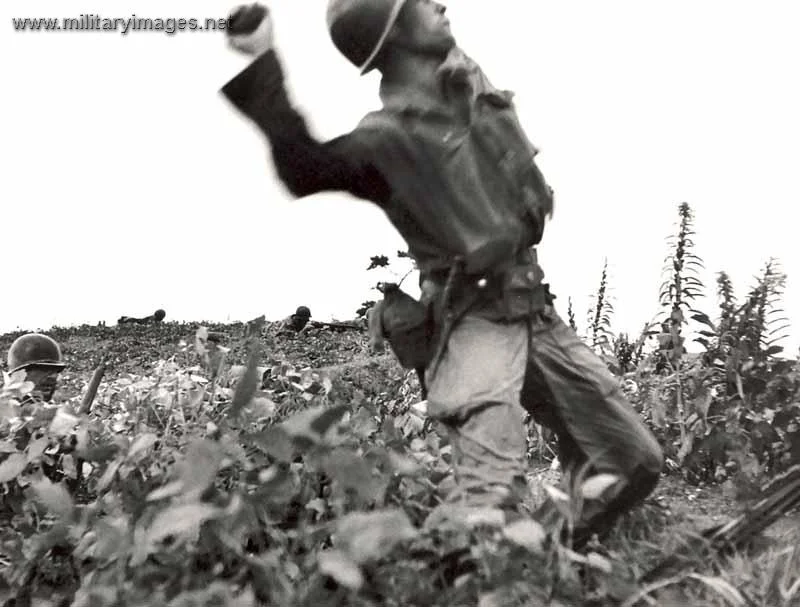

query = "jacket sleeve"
[[221, 51, 391, 206]]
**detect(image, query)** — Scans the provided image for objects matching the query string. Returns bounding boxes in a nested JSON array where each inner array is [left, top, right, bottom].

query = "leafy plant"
[[566, 297, 578, 333], [586, 258, 615, 355], [657, 201, 706, 371]]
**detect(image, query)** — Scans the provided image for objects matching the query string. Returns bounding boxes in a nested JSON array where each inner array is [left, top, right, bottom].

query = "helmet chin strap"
[[359, 0, 407, 74]]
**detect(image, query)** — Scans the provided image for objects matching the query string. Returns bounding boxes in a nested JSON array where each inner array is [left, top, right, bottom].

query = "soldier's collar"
[[378, 49, 514, 118], [378, 78, 453, 118]]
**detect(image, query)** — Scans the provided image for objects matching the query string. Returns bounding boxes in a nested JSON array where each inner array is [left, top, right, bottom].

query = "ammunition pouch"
[[378, 250, 555, 373], [425, 249, 553, 322], [497, 262, 548, 320], [378, 285, 435, 371]]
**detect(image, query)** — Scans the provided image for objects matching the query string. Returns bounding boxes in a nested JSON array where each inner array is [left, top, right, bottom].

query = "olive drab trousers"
[[425, 305, 663, 540]]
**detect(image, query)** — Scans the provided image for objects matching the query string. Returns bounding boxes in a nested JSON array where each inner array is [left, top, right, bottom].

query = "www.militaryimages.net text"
[[11, 15, 231, 35]]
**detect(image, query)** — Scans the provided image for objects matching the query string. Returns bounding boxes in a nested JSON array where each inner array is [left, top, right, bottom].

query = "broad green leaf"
[[74, 518, 130, 565], [318, 549, 363, 590], [542, 484, 573, 520], [694, 337, 711, 349], [146, 480, 184, 502], [335, 509, 418, 564], [649, 392, 667, 429], [0, 440, 18, 454], [194, 326, 209, 362], [676, 428, 697, 464], [298, 368, 315, 390], [3, 372, 35, 394], [543, 483, 570, 504], [687, 574, 746, 606], [502, 519, 547, 554], [227, 365, 247, 385], [398, 412, 426, 437], [26, 437, 48, 463], [411, 400, 428, 416], [229, 318, 265, 418], [309, 405, 350, 436], [0, 400, 19, 419], [281, 404, 349, 443], [782, 576, 800, 602], [96, 459, 121, 492], [61, 454, 77, 479], [735, 373, 745, 400], [321, 450, 387, 503], [80, 440, 120, 464], [177, 439, 224, 499], [580, 474, 621, 500], [30, 476, 75, 520], [146, 503, 220, 546], [245, 427, 295, 463], [349, 407, 379, 439], [245, 314, 266, 339], [246, 396, 276, 419], [305, 498, 326, 515], [478, 591, 503, 607], [230, 353, 260, 417], [464, 507, 507, 528], [385, 451, 422, 476], [424, 504, 506, 530], [49, 408, 79, 437], [0, 453, 28, 483], [694, 389, 713, 420], [127, 433, 158, 459], [586, 552, 613, 574]]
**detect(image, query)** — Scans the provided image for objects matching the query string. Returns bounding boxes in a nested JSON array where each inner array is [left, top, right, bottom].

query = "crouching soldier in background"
[[118, 308, 166, 325], [5, 332, 67, 402], [221, 0, 663, 547], [4, 333, 86, 489], [278, 305, 312, 333]]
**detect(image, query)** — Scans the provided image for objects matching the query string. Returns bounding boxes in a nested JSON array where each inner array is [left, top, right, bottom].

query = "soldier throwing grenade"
[[221, 0, 663, 547]]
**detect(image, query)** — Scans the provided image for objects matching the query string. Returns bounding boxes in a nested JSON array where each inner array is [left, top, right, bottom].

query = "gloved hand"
[[226, 3, 274, 57]]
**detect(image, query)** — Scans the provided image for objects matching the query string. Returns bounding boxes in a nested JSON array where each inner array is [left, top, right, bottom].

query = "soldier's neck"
[[378, 54, 447, 110]]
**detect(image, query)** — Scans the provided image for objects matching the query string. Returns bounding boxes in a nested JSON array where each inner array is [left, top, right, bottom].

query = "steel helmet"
[[326, 0, 408, 74], [6, 333, 66, 374]]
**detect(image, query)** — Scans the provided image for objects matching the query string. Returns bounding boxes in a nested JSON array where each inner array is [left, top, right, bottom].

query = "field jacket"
[[221, 47, 555, 320]]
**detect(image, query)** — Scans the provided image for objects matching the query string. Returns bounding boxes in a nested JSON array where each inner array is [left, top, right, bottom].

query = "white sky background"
[[2, 1, 798, 356]]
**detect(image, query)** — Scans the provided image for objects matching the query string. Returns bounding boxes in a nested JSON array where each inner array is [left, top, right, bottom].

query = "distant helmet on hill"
[[7, 333, 66, 374], [153, 309, 166, 321], [294, 306, 312, 319]]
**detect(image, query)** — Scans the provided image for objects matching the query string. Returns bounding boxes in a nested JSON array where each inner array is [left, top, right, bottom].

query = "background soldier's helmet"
[[326, 0, 408, 74], [153, 309, 166, 322], [288, 306, 312, 332], [7, 333, 66, 374]]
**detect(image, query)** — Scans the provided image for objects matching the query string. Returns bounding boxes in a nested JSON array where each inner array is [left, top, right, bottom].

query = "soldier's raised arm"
[[220, 4, 391, 205]]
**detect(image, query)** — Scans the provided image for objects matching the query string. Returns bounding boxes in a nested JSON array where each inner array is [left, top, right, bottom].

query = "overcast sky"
[[2, 0, 798, 356]]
